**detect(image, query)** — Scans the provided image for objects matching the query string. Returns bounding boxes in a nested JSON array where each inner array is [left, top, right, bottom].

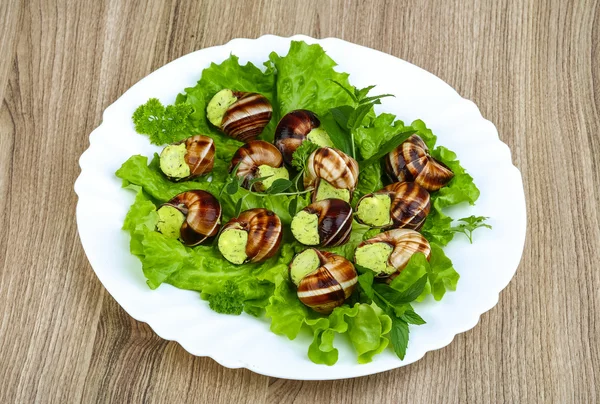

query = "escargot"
[[354, 229, 431, 280], [207, 89, 272, 142], [156, 190, 221, 246], [229, 140, 289, 192], [291, 199, 353, 247], [159, 135, 215, 181], [274, 110, 334, 165], [385, 134, 454, 191], [304, 147, 359, 203], [356, 182, 431, 230], [218, 208, 283, 264], [290, 249, 358, 313]]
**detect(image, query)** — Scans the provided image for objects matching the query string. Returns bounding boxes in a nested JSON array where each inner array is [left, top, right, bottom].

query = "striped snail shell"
[[229, 140, 288, 191], [385, 134, 454, 191], [208, 89, 272, 142], [274, 109, 323, 165], [158, 190, 221, 246], [304, 147, 359, 203], [356, 182, 431, 231], [291, 198, 353, 247], [218, 208, 283, 264], [159, 135, 215, 181], [354, 229, 431, 281], [291, 249, 358, 314]]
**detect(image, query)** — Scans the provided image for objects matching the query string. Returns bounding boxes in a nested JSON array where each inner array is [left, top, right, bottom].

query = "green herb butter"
[[159, 143, 190, 179], [291, 210, 320, 245], [218, 228, 249, 265], [315, 180, 350, 202], [207, 89, 237, 127], [306, 127, 333, 148], [156, 205, 185, 239], [256, 165, 289, 191], [357, 194, 392, 227], [354, 242, 395, 274], [290, 249, 321, 285]]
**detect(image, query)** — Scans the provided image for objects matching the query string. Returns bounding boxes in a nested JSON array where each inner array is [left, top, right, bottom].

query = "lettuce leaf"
[[390, 244, 459, 301], [116, 154, 218, 202], [267, 41, 355, 117], [354, 113, 407, 160], [266, 294, 392, 365], [122, 186, 159, 256], [353, 163, 384, 202], [121, 183, 294, 315]]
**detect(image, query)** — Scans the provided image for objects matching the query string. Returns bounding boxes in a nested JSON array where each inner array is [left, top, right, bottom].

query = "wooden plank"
[[0, 0, 598, 402]]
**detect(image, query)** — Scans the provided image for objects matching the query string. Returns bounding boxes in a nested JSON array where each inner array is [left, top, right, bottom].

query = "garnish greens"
[[207, 280, 245, 315], [451, 216, 492, 243], [132, 98, 194, 145], [119, 41, 488, 366]]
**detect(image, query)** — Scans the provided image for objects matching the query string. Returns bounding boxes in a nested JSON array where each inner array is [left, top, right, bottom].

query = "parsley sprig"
[[451, 216, 492, 243], [132, 98, 194, 145]]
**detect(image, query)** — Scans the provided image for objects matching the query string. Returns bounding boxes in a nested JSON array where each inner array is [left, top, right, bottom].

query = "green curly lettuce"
[[267, 41, 355, 117], [120, 40, 490, 366], [390, 244, 459, 301]]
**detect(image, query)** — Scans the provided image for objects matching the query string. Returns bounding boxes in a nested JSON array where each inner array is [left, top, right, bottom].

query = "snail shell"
[[220, 208, 283, 263], [304, 147, 359, 202], [293, 249, 358, 314], [274, 109, 321, 165], [385, 134, 454, 191], [356, 182, 431, 231], [161, 190, 221, 246], [229, 140, 285, 190], [355, 228, 431, 281], [159, 135, 215, 181], [221, 92, 273, 142], [291, 198, 353, 247]]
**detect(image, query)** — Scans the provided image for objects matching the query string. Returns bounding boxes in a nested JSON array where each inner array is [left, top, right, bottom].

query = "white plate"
[[75, 35, 526, 380]]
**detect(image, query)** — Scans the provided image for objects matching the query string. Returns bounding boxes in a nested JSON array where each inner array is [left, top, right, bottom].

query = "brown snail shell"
[[220, 208, 282, 263], [229, 140, 284, 189], [294, 249, 358, 314], [304, 147, 359, 201], [385, 134, 454, 191], [221, 92, 272, 142], [356, 182, 431, 231], [274, 109, 321, 165], [160, 135, 215, 181], [356, 228, 431, 281], [161, 190, 221, 246], [292, 199, 353, 247]]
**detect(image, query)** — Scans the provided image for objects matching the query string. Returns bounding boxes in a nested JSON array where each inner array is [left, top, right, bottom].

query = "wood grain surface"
[[0, 0, 598, 402]]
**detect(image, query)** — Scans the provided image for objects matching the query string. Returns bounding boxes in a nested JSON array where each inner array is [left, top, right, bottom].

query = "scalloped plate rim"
[[74, 34, 526, 380]]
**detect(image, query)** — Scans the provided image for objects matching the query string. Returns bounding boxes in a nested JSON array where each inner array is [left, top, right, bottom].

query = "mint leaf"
[[390, 317, 410, 359]]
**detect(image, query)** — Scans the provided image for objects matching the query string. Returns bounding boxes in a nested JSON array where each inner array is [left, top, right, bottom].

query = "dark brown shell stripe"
[[227, 208, 282, 263], [274, 110, 321, 165], [297, 266, 346, 313], [388, 182, 431, 230], [322, 252, 358, 297], [357, 229, 431, 280], [296, 250, 357, 313], [229, 140, 283, 188], [304, 148, 359, 193], [222, 93, 272, 142], [245, 209, 282, 262], [313, 199, 353, 246], [184, 135, 215, 176], [386, 134, 454, 191], [165, 190, 222, 246]]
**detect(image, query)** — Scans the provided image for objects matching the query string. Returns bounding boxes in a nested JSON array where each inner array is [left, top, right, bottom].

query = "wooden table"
[[1, 0, 598, 402]]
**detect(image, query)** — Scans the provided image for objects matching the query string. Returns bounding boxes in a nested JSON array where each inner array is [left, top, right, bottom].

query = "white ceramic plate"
[[75, 35, 526, 380]]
